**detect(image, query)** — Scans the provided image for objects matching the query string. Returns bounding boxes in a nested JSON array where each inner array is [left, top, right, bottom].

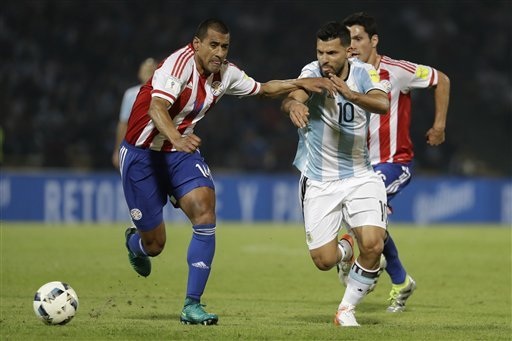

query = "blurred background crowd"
[[1, 0, 511, 176]]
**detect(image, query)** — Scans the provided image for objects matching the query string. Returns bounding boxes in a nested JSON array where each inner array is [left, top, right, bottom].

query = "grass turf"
[[1, 223, 511, 340]]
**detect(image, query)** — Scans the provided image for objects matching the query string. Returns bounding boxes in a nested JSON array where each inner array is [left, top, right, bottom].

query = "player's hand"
[[172, 133, 202, 153], [329, 74, 354, 101], [288, 101, 310, 128], [299, 77, 336, 97], [425, 127, 445, 146]]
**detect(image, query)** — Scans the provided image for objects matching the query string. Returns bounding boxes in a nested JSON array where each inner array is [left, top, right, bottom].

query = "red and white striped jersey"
[[125, 43, 261, 151], [368, 55, 438, 164]]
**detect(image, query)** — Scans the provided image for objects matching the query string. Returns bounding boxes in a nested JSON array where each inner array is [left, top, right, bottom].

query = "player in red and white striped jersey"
[[120, 18, 336, 325], [343, 12, 450, 312]]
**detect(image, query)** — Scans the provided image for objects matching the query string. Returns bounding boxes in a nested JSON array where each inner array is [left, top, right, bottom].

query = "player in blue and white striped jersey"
[[282, 21, 390, 327]]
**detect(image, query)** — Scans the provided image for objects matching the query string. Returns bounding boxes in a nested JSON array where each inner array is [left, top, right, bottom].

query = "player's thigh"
[[120, 142, 168, 232], [342, 174, 388, 232], [165, 151, 216, 224], [301, 178, 344, 250]]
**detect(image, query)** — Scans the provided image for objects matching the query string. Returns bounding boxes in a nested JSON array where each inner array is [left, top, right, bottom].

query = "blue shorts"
[[120, 141, 215, 231], [372, 162, 413, 203]]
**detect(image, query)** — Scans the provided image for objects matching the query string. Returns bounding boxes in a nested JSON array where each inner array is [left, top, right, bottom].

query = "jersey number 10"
[[337, 102, 355, 126]]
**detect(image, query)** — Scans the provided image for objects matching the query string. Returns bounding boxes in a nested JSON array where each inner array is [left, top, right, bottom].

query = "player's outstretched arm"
[[426, 70, 450, 146], [259, 77, 335, 98]]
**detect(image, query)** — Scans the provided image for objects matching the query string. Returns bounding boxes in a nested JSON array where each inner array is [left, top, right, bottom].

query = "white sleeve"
[[408, 63, 438, 90], [225, 64, 261, 97], [299, 61, 321, 79], [151, 49, 194, 104]]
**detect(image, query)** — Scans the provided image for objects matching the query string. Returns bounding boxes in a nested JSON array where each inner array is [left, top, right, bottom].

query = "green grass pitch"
[[1, 223, 511, 340]]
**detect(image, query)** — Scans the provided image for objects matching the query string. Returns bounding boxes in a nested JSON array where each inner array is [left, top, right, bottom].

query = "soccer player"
[[119, 18, 336, 326], [281, 22, 390, 327], [342, 12, 450, 312], [112, 58, 158, 169]]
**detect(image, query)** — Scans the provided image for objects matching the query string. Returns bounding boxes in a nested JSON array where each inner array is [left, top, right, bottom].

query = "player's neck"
[[338, 60, 349, 80], [369, 54, 381, 70]]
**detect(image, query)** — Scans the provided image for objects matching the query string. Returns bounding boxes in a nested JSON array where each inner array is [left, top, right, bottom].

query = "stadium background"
[[1, 0, 511, 223]]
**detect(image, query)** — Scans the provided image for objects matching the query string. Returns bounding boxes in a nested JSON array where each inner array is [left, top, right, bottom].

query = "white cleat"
[[334, 305, 360, 327]]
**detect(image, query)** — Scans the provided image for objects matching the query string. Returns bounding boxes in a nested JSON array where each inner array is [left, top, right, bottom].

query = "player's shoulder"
[[162, 44, 195, 77], [301, 61, 322, 77], [220, 60, 249, 78], [222, 59, 241, 71], [380, 55, 418, 74], [349, 58, 379, 81], [349, 57, 375, 72]]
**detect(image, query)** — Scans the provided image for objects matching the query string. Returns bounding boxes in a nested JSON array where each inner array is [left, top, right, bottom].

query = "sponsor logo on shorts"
[[130, 208, 142, 221]]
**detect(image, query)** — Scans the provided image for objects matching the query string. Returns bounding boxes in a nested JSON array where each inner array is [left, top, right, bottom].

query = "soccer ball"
[[33, 281, 79, 325]]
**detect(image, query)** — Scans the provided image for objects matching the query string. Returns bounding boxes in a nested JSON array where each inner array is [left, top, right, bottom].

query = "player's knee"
[[311, 255, 335, 271], [358, 238, 383, 259], [144, 240, 165, 257], [191, 208, 216, 226]]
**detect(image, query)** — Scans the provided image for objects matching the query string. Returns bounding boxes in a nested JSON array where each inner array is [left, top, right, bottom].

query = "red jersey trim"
[[151, 89, 176, 103], [429, 69, 437, 86], [381, 57, 415, 74], [171, 46, 194, 78]]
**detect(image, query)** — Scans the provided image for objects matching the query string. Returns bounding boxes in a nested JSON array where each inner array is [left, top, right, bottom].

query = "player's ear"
[[193, 37, 200, 51], [371, 34, 379, 48]]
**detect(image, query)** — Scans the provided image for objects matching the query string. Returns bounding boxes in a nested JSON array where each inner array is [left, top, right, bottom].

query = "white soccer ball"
[[33, 281, 79, 325]]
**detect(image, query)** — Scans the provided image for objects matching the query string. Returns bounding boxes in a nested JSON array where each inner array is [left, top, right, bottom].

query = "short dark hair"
[[195, 18, 229, 40], [316, 21, 351, 47], [342, 12, 378, 38]]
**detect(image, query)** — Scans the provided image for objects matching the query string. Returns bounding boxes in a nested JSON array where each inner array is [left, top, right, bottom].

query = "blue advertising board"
[[1, 171, 511, 224]]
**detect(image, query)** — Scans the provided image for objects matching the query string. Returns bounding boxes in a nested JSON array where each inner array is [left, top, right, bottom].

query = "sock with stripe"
[[340, 260, 382, 308], [186, 224, 216, 301], [127, 231, 148, 257]]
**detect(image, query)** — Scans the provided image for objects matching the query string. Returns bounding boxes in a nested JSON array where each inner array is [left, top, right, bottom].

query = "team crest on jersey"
[[130, 208, 142, 221], [210, 81, 224, 96], [415, 65, 429, 80]]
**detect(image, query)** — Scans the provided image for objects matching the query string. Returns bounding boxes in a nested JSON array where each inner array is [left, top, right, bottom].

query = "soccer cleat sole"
[[180, 318, 218, 325]]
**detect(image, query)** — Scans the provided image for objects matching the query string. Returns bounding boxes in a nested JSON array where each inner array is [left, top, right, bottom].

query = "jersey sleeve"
[[151, 53, 192, 105], [406, 62, 438, 90], [299, 61, 321, 79], [224, 63, 261, 97]]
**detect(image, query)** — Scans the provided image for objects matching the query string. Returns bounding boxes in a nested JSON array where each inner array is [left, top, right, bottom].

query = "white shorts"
[[299, 173, 388, 250]]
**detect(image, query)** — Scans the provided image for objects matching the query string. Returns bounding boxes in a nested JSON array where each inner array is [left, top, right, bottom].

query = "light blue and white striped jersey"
[[293, 58, 388, 181]]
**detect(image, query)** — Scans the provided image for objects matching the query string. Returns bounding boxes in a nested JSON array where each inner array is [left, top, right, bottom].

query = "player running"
[[342, 12, 450, 312]]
